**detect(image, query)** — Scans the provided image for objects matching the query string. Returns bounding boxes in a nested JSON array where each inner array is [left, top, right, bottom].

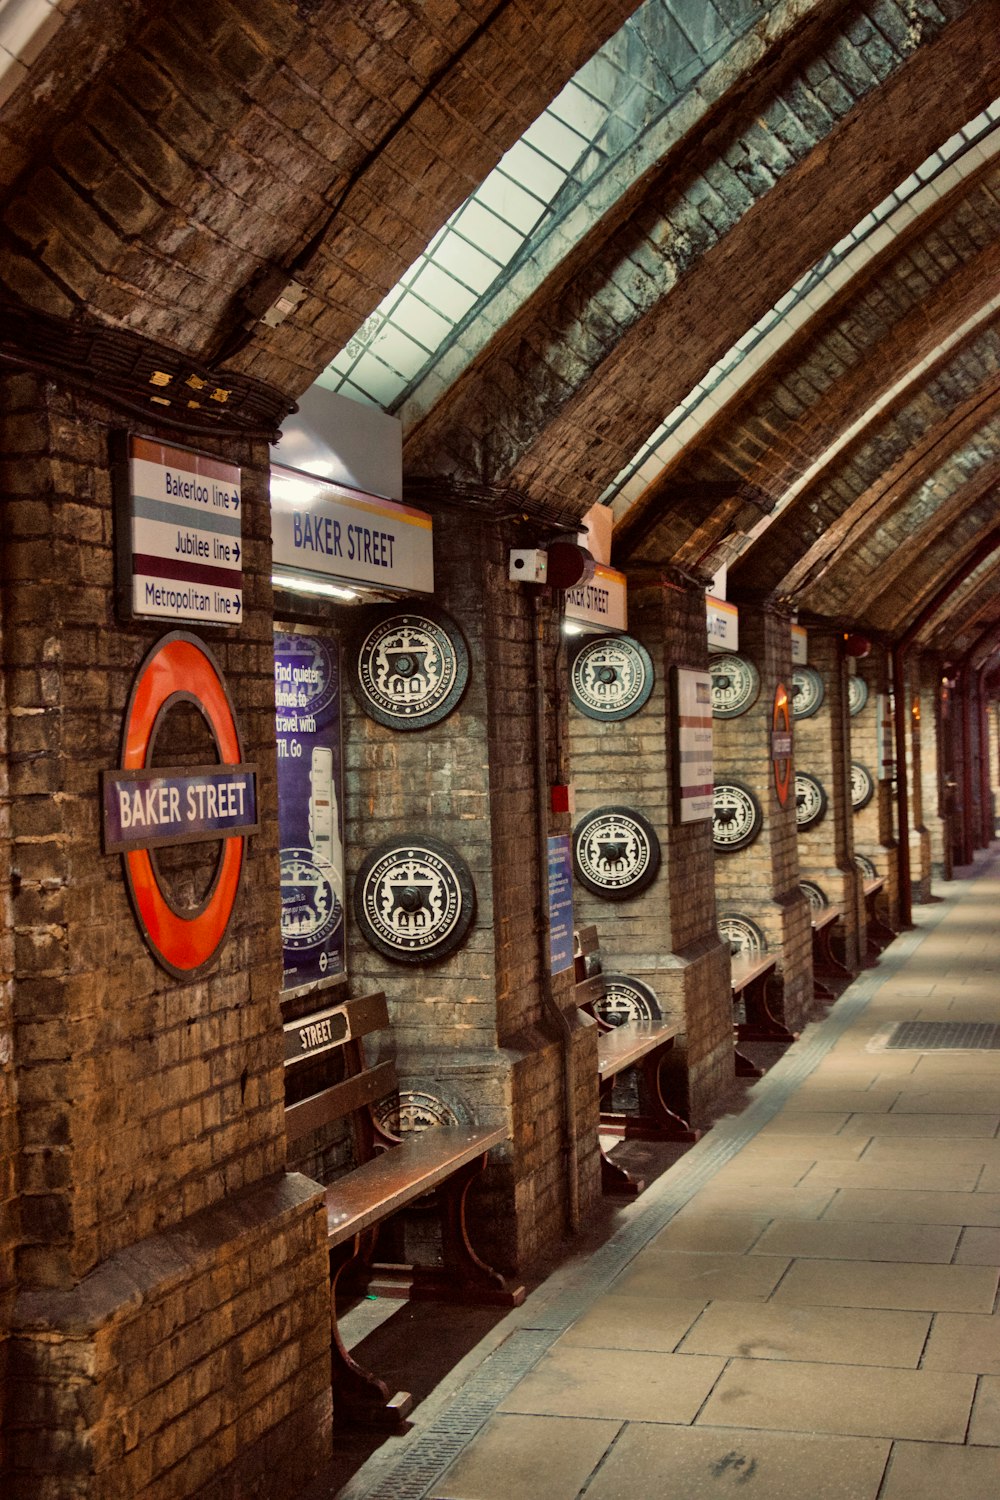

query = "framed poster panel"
[[672, 666, 714, 823], [274, 628, 346, 993]]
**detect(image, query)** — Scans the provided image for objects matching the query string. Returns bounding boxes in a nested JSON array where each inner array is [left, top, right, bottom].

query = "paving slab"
[[580, 1424, 889, 1500], [498, 1346, 725, 1423], [922, 1312, 1000, 1373], [430, 1413, 620, 1500], [697, 1358, 976, 1440], [677, 1299, 929, 1367], [879, 1441, 1000, 1500], [611, 1250, 789, 1302], [556, 1295, 707, 1353], [771, 1257, 998, 1312], [969, 1375, 1000, 1446], [750, 1218, 961, 1264], [822, 1188, 1000, 1226]]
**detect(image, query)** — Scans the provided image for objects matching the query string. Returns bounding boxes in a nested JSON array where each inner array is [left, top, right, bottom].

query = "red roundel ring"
[[121, 632, 245, 978]]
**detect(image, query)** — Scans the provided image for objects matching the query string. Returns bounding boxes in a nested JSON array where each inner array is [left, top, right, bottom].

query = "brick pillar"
[[989, 702, 1000, 838], [901, 655, 933, 903], [712, 607, 811, 1030], [1, 374, 332, 1499], [849, 648, 901, 926], [794, 632, 864, 970], [568, 577, 731, 1125], [919, 655, 952, 882], [0, 539, 15, 1480], [342, 507, 600, 1273]]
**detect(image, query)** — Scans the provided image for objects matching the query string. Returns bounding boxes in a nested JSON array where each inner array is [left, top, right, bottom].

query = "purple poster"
[[274, 630, 345, 991]]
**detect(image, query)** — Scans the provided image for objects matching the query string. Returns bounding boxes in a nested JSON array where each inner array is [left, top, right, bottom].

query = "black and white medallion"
[[569, 634, 654, 721], [352, 606, 469, 729], [791, 666, 825, 719], [572, 806, 661, 900], [594, 973, 662, 1027], [800, 880, 829, 912], [795, 772, 827, 829], [718, 913, 767, 958], [710, 653, 761, 719], [354, 835, 476, 962], [712, 782, 762, 852], [848, 675, 869, 717], [851, 761, 875, 810]]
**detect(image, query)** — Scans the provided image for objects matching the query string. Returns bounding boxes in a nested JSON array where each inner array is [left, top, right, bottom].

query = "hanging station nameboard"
[[101, 633, 257, 978], [672, 667, 714, 823], [270, 463, 433, 596], [791, 624, 808, 665], [706, 596, 738, 651], [114, 434, 243, 626], [564, 563, 628, 632], [274, 630, 346, 993]]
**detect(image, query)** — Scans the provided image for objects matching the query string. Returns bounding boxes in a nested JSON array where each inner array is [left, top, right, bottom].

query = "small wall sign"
[[102, 633, 257, 978], [672, 667, 714, 823], [771, 682, 792, 807], [706, 596, 738, 650], [114, 434, 243, 626], [547, 835, 575, 974]]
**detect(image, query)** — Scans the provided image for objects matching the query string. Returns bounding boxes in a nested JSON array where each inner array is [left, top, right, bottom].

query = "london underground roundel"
[[101, 633, 257, 979]]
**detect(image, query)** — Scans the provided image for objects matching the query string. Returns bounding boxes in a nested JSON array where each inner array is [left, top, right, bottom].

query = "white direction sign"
[[121, 436, 243, 625]]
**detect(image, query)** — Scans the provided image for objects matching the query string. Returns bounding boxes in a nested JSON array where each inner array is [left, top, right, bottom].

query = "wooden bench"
[[862, 875, 897, 956], [811, 903, 850, 998], [730, 952, 792, 1073], [574, 927, 699, 1196], [284, 989, 524, 1427]]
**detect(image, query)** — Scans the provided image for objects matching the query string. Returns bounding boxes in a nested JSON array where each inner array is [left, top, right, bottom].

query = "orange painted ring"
[[121, 633, 245, 977], [773, 682, 792, 807]]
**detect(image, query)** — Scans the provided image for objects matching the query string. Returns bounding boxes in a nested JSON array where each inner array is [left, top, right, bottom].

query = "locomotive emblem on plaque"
[[352, 606, 469, 729], [791, 666, 825, 719], [800, 880, 829, 912], [569, 635, 654, 721], [795, 772, 827, 829], [594, 974, 662, 1027], [719, 914, 767, 958], [847, 675, 869, 717], [572, 806, 661, 900], [280, 848, 343, 959], [855, 852, 878, 879], [354, 835, 476, 962], [851, 761, 875, 810], [373, 1089, 463, 1135], [710, 653, 760, 718], [712, 783, 762, 852]]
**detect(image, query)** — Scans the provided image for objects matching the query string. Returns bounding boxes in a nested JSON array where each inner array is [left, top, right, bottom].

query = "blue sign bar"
[[547, 834, 575, 975], [102, 767, 257, 852]]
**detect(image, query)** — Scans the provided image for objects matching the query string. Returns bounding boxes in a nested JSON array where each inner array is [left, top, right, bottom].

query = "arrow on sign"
[[233, 541, 240, 562]]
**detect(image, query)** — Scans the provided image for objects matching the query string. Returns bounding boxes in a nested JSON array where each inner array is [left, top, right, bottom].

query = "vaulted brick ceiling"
[[3, 0, 1000, 649]]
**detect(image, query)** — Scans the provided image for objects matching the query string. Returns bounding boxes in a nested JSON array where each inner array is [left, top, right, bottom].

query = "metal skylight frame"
[[316, 0, 769, 414]]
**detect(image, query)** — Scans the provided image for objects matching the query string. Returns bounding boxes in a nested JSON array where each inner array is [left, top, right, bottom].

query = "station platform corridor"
[[323, 848, 1000, 1500]]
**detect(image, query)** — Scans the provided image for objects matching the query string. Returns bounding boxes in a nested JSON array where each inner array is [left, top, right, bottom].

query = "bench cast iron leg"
[[736, 975, 797, 1046], [410, 1155, 526, 1308], [329, 1233, 413, 1428], [598, 1080, 644, 1196]]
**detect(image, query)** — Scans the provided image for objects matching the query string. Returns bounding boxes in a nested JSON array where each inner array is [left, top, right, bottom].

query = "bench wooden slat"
[[574, 974, 607, 1009], [730, 955, 776, 992], [325, 1125, 506, 1245], [286, 1058, 398, 1142], [812, 906, 838, 932], [863, 877, 884, 897], [597, 1019, 679, 1081]]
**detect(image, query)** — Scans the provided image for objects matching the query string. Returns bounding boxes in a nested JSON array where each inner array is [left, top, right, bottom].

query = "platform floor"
[[332, 847, 1000, 1500]]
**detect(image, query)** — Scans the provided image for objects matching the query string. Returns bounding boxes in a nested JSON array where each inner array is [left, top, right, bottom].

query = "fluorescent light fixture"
[[563, 621, 586, 636], [271, 573, 358, 601]]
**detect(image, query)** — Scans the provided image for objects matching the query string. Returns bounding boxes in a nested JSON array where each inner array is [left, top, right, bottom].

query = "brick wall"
[[337, 506, 598, 1272], [919, 655, 952, 882], [713, 607, 811, 1029], [849, 648, 901, 925], [1, 372, 331, 1493], [568, 579, 732, 1125], [793, 632, 863, 969], [0, 553, 16, 1477]]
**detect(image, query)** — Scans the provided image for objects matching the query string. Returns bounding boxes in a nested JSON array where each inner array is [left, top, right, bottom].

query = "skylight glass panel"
[[319, 0, 769, 413]]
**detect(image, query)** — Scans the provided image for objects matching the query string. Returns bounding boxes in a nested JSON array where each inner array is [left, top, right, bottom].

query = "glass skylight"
[[315, 0, 769, 414]]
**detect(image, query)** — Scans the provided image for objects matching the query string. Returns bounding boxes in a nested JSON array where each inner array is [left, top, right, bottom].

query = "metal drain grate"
[[886, 1021, 1000, 1050]]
